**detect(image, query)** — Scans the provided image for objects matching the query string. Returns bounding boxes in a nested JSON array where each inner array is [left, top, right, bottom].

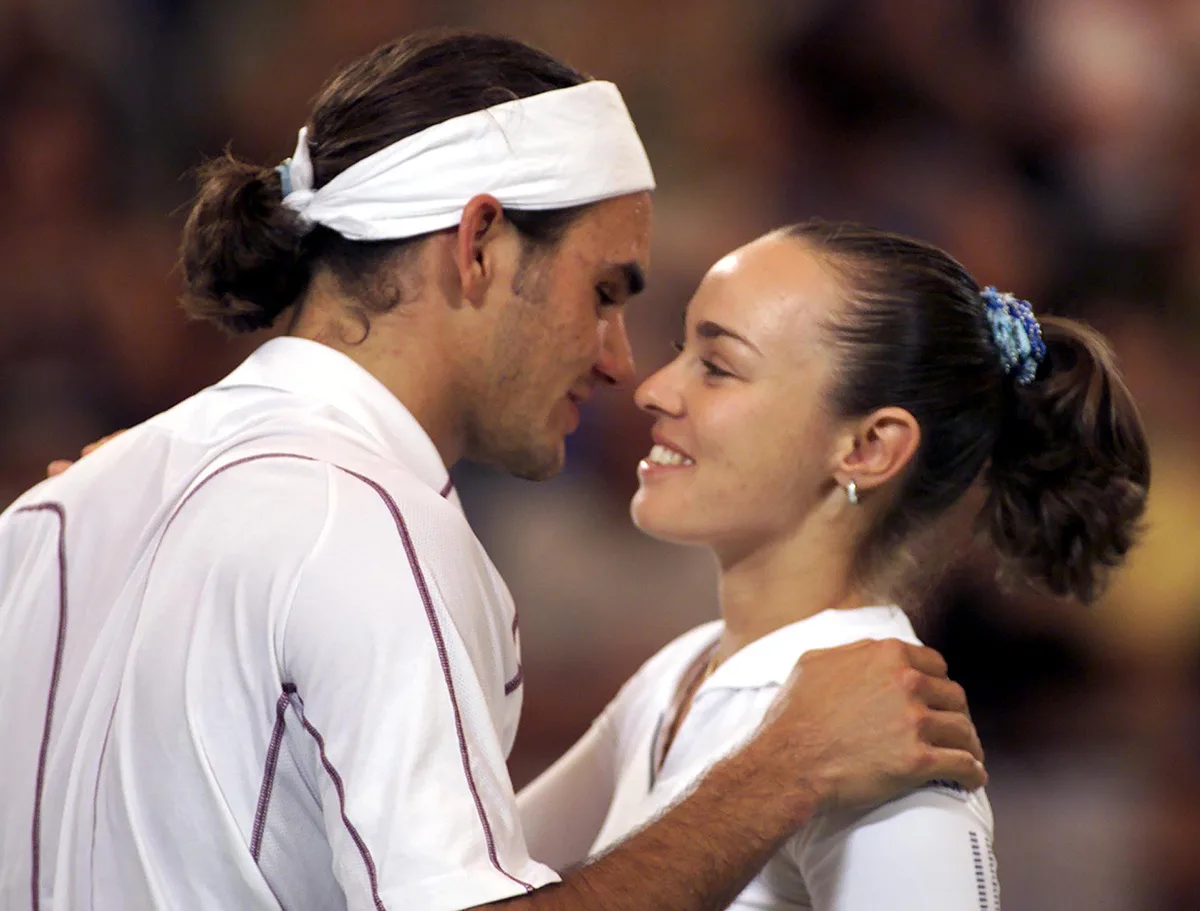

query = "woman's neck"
[[712, 527, 881, 666]]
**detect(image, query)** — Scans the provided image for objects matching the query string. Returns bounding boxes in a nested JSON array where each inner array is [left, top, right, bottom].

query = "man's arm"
[[487, 639, 984, 911]]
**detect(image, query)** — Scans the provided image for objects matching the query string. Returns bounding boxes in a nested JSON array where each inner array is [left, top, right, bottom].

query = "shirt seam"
[[276, 463, 338, 680]]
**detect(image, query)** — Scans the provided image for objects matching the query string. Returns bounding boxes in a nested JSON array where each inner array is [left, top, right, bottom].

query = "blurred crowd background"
[[3, 0, 1199, 907]]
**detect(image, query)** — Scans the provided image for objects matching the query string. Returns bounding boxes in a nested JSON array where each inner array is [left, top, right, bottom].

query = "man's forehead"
[[577, 193, 653, 253], [547, 194, 652, 295]]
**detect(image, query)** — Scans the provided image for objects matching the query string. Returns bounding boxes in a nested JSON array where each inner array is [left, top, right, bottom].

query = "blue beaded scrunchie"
[[275, 160, 294, 197], [982, 286, 1046, 385]]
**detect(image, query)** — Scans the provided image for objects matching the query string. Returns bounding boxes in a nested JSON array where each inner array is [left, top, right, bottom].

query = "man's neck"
[[290, 273, 466, 467]]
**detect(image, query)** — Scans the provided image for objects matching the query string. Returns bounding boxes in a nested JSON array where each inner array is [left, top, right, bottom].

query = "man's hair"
[[180, 30, 592, 334]]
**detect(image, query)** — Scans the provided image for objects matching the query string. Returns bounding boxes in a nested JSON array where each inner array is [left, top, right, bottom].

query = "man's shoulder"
[[191, 443, 460, 531], [161, 450, 477, 606]]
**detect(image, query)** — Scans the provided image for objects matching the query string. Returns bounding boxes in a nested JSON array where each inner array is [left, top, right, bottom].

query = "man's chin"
[[500, 437, 566, 482]]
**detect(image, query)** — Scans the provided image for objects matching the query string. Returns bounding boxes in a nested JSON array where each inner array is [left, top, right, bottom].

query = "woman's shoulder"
[[784, 783, 998, 909]]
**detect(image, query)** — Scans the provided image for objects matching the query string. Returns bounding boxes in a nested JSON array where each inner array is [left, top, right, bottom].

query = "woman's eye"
[[701, 359, 733, 379], [672, 342, 732, 379]]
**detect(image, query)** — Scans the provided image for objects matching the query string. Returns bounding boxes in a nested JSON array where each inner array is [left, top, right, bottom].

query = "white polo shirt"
[[518, 606, 1001, 910], [0, 337, 559, 911]]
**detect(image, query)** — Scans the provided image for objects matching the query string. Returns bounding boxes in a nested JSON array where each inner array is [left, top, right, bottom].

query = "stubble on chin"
[[504, 437, 565, 481], [465, 416, 565, 482]]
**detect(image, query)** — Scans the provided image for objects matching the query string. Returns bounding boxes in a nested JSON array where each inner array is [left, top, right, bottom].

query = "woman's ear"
[[832, 407, 920, 495]]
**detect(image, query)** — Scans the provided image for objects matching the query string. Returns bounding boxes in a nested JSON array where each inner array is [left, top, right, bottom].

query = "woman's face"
[[630, 234, 849, 555]]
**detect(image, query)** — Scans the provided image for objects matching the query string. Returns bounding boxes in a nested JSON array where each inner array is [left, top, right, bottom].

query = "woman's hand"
[[46, 431, 127, 477]]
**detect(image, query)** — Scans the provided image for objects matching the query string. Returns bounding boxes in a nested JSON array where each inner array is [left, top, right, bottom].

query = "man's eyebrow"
[[695, 319, 762, 355]]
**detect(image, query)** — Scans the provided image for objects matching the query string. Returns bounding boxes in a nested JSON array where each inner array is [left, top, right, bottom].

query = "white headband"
[[279, 80, 655, 242]]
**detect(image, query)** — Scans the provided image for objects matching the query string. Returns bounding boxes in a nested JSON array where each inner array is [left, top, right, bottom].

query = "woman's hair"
[[180, 30, 590, 334], [782, 219, 1150, 604]]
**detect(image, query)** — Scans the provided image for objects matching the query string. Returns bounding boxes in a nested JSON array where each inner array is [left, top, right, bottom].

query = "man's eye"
[[596, 286, 615, 307]]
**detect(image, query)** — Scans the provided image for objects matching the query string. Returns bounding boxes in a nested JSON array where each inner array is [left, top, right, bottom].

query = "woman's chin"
[[629, 498, 706, 546]]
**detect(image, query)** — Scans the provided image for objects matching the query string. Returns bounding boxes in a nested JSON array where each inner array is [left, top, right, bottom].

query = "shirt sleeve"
[[516, 705, 621, 873], [788, 786, 1001, 911], [281, 465, 559, 911]]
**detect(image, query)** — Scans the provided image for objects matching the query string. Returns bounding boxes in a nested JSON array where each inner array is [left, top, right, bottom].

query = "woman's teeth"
[[647, 444, 694, 467]]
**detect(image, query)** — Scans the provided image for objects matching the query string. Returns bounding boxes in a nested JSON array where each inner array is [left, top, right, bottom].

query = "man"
[[0, 30, 984, 911]]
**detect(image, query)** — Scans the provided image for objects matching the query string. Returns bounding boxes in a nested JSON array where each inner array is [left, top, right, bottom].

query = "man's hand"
[[755, 638, 985, 812], [46, 431, 127, 477]]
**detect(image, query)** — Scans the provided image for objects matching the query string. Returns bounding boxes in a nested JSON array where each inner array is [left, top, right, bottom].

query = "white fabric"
[[518, 607, 1002, 910], [282, 80, 655, 241], [0, 336, 558, 911]]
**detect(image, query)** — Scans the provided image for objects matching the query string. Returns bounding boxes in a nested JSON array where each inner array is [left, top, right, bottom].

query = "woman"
[[516, 219, 1150, 909]]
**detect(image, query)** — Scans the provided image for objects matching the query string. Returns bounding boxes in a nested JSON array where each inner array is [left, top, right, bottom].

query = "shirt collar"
[[217, 336, 452, 495], [699, 605, 920, 693]]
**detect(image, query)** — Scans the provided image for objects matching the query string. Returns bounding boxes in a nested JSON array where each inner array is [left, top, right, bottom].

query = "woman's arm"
[[517, 707, 621, 872], [790, 785, 1000, 910]]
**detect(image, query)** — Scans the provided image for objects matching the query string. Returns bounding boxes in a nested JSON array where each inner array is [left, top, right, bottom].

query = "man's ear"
[[831, 407, 921, 498], [454, 194, 509, 306]]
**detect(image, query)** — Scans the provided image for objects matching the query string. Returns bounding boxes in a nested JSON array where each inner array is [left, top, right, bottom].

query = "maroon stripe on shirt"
[[334, 466, 536, 894], [291, 690, 387, 911], [250, 688, 293, 861], [439, 477, 454, 499], [16, 502, 68, 911], [503, 666, 524, 696], [506, 613, 522, 693]]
